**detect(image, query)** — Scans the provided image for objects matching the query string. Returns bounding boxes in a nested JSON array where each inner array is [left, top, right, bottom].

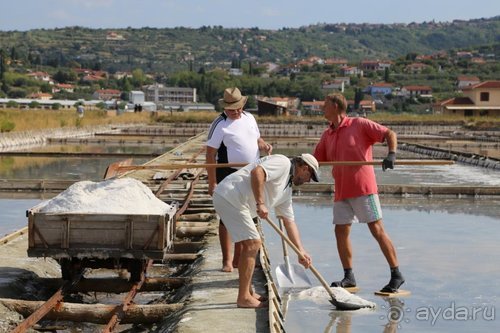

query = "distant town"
[[0, 19, 499, 123]]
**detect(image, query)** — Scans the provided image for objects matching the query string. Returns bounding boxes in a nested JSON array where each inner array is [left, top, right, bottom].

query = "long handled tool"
[[275, 218, 312, 288], [117, 159, 454, 171], [264, 217, 370, 311]]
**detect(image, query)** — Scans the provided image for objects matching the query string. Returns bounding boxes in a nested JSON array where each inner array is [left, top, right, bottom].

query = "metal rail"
[[102, 260, 153, 332], [10, 272, 84, 333], [10, 141, 208, 332]]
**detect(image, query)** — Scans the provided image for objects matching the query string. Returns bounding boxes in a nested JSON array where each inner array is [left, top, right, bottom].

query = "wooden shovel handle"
[[264, 217, 336, 300], [117, 160, 454, 171], [278, 218, 289, 257]]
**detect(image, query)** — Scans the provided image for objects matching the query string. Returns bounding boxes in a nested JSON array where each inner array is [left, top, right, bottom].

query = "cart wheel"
[[129, 260, 145, 282], [60, 258, 74, 280], [60, 258, 83, 280]]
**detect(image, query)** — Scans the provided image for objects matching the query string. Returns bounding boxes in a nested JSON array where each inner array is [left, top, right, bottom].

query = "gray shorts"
[[212, 193, 260, 243], [333, 194, 383, 225]]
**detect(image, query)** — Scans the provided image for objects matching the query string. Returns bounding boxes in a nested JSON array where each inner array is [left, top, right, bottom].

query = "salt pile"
[[37, 178, 174, 215], [296, 286, 376, 308]]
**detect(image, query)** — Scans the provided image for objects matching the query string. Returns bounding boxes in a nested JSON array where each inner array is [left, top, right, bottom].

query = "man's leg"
[[233, 217, 258, 268], [232, 242, 242, 269], [219, 222, 233, 272], [368, 219, 398, 267], [368, 219, 404, 291], [331, 224, 356, 287], [236, 239, 266, 308]]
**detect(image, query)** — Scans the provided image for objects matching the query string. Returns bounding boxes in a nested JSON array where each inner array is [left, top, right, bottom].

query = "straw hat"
[[219, 87, 248, 110]]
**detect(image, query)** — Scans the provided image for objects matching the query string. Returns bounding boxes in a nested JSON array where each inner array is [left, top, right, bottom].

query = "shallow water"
[[0, 143, 155, 180], [262, 196, 500, 333], [1, 143, 499, 332]]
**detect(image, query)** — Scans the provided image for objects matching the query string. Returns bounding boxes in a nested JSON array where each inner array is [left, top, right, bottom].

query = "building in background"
[[143, 84, 196, 104], [438, 81, 500, 117]]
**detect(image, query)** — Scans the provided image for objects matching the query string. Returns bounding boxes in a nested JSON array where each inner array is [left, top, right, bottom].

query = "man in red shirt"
[[313, 93, 404, 293]]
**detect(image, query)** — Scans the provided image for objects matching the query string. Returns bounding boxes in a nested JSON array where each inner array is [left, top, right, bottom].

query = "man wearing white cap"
[[206, 87, 272, 272], [212, 153, 319, 308]]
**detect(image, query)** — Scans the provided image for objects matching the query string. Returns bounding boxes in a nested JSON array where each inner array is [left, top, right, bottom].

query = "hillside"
[[1, 17, 499, 73]]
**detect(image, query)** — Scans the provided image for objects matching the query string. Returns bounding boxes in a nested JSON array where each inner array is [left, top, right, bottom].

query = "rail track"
[[4, 132, 228, 332]]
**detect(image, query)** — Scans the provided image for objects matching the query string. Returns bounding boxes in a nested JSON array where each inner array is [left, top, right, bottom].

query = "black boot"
[[380, 267, 405, 293], [331, 268, 356, 288]]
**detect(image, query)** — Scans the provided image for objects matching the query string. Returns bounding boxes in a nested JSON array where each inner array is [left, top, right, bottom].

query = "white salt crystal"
[[37, 178, 174, 215]]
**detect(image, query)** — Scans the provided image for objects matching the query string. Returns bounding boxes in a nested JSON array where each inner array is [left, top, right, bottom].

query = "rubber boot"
[[380, 267, 405, 293], [330, 268, 356, 288]]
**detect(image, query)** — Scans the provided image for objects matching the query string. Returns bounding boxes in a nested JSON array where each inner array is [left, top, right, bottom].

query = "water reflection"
[[264, 198, 500, 333], [0, 142, 169, 180], [0, 156, 149, 180], [324, 310, 353, 333]]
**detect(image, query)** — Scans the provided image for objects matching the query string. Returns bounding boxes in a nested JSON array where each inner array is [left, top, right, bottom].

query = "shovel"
[[275, 218, 312, 289], [264, 217, 369, 311]]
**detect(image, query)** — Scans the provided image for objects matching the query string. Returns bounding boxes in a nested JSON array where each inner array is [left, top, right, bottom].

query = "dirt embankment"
[[0, 235, 61, 331]]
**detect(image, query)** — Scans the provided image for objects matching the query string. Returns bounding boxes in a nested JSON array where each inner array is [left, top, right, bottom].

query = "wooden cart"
[[27, 206, 176, 281]]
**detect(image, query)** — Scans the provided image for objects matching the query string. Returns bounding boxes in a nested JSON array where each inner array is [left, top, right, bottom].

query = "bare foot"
[[232, 260, 238, 269], [237, 298, 268, 308], [222, 264, 233, 272], [250, 292, 268, 302]]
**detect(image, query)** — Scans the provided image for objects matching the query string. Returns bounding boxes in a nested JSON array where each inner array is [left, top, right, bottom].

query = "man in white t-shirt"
[[206, 87, 272, 272], [212, 153, 319, 308]]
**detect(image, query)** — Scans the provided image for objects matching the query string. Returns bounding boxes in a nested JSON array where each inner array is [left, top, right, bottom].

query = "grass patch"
[[0, 108, 154, 132], [1, 108, 499, 132]]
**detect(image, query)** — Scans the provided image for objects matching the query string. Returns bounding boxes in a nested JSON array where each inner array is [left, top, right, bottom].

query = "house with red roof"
[[341, 66, 362, 76], [92, 89, 121, 101], [405, 63, 428, 74], [322, 80, 345, 93], [27, 71, 52, 84], [457, 76, 481, 90], [361, 60, 392, 71], [324, 58, 348, 67], [437, 81, 500, 117], [28, 92, 53, 100], [301, 100, 324, 116], [52, 83, 75, 94], [359, 100, 376, 113], [401, 85, 433, 98]]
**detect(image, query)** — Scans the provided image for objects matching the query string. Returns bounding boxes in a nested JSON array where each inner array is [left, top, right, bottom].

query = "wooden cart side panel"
[[28, 212, 35, 248], [29, 214, 169, 251]]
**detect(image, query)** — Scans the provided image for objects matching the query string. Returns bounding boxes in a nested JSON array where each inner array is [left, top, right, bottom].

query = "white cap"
[[300, 153, 319, 182]]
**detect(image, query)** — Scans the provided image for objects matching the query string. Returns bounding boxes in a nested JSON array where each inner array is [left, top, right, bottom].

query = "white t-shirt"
[[214, 154, 294, 220], [206, 111, 260, 164]]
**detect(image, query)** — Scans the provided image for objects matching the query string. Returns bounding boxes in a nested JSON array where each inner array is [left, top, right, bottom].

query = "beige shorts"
[[333, 194, 383, 224], [212, 193, 260, 243]]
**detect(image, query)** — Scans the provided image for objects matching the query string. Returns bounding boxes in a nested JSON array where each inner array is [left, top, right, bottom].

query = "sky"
[[1, 0, 499, 31]]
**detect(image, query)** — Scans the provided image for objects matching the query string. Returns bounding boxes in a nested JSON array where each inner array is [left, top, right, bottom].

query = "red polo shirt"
[[313, 117, 388, 201]]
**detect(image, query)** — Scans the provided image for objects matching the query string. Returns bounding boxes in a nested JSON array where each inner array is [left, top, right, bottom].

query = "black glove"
[[382, 152, 396, 171]]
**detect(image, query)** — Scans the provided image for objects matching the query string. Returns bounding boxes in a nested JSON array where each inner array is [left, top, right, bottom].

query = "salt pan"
[[37, 178, 174, 215]]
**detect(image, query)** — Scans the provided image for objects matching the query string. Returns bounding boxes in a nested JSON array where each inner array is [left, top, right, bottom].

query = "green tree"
[[0, 49, 7, 82], [10, 46, 18, 61], [120, 76, 133, 92], [384, 67, 390, 82], [6, 100, 18, 108], [96, 101, 106, 109], [354, 88, 364, 109], [246, 95, 257, 109], [53, 70, 77, 83], [131, 68, 146, 88], [28, 101, 40, 109]]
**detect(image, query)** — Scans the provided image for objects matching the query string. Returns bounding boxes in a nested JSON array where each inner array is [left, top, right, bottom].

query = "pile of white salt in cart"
[[37, 178, 174, 215]]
